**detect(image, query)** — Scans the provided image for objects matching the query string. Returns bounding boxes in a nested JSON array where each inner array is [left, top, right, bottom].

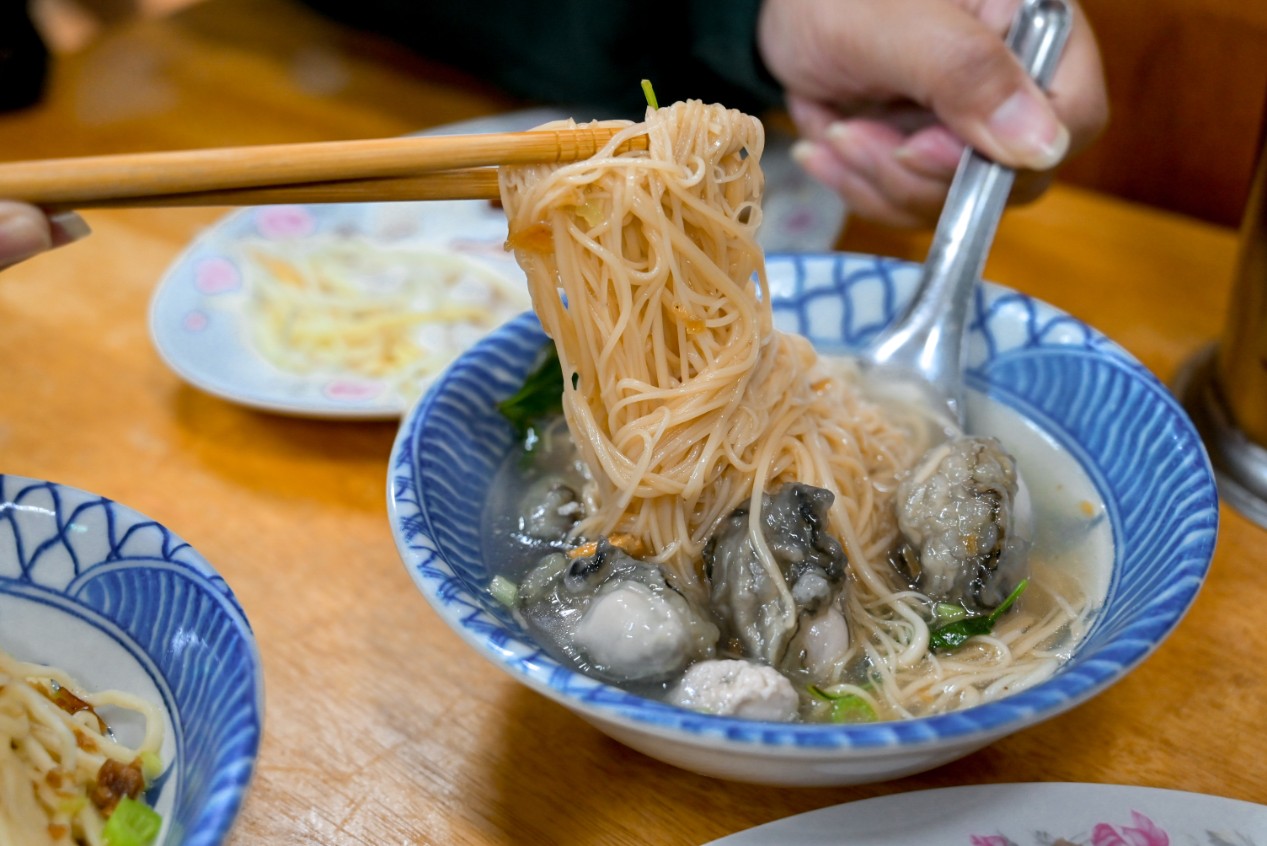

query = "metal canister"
[[1180, 110, 1267, 528], [1216, 138, 1267, 445]]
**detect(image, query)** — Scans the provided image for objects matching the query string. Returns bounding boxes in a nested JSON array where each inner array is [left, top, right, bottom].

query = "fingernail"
[[825, 121, 854, 147], [48, 211, 91, 248], [0, 203, 53, 265], [985, 90, 1069, 170], [790, 139, 818, 165]]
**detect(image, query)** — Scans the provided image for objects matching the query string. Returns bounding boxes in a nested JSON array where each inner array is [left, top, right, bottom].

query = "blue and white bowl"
[[386, 252, 1219, 786], [0, 474, 264, 843]]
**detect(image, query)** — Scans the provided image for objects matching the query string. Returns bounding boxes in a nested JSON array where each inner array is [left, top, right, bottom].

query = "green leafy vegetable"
[[808, 684, 877, 723], [641, 79, 659, 110], [103, 797, 162, 846], [497, 344, 566, 440], [929, 579, 1029, 652]]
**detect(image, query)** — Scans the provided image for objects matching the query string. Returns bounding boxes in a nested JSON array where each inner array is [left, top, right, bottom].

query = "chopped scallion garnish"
[[641, 79, 659, 110], [933, 602, 968, 623], [807, 684, 877, 723], [138, 750, 163, 781], [489, 575, 519, 608], [102, 796, 162, 846]]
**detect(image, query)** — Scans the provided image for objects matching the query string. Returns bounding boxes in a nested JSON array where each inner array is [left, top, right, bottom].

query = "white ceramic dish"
[[149, 109, 844, 419], [704, 783, 1267, 845], [387, 251, 1219, 786], [0, 473, 264, 845]]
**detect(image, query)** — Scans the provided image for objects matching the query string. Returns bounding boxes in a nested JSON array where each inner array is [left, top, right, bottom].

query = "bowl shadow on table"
[[473, 681, 1129, 845], [483, 685, 850, 845], [168, 382, 401, 507]]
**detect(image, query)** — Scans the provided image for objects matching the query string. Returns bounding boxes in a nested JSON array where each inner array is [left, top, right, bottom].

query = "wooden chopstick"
[[0, 127, 643, 208], [52, 170, 503, 209]]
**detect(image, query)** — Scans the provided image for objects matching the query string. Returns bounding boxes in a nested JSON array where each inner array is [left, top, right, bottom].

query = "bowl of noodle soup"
[[387, 102, 1218, 786], [0, 474, 263, 842]]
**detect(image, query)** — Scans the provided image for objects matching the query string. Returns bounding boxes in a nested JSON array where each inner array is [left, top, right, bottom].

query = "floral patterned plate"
[[148, 109, 844, 419], [704, 783, 1267, 845]]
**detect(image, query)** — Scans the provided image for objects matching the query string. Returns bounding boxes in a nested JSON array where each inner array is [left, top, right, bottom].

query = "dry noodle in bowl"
[[386, 101, 1218, 786], [0, 648, 165, 844], [0, 474, 263, 842]]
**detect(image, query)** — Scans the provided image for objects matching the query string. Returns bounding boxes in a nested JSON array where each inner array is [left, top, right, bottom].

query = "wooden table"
[[3, 0, 1264, 842]]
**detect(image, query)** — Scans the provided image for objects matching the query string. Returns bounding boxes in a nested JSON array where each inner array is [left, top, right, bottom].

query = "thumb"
[[0, 202, 90, 269], [758, 0, 1069, 170], [0, 202, 54, 268], [953, 76, 1069, 172]]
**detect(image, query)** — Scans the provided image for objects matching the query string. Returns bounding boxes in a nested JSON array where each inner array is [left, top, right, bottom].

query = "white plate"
[[148, 109, 846, 419], [705, 783, 1267, 845]]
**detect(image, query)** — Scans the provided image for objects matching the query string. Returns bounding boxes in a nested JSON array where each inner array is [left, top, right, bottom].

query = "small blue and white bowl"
[[0, 474, 264, 843], [387, 252, 1219, 786]]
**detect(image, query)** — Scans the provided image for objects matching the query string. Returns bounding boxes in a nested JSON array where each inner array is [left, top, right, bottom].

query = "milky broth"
[[965, 390, 1113, 621], [479, 382, 1113, 710]]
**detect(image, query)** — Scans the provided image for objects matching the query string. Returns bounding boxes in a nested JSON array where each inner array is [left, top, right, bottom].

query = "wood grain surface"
[[1067, 0, 1267, 228], [2, 1, 1264, 843]]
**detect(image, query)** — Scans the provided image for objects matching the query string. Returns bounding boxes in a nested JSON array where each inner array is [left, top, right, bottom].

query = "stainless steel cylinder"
[[1216, 145, 1267, 446], [1179, 112, 1267, 528]]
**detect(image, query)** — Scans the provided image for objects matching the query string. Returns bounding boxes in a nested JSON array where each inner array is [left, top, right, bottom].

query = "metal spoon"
[[863, 0, 1074, 431]]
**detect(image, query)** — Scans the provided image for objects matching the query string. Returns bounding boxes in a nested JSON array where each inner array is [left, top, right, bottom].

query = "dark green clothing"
[[299, 0, 785, 118]]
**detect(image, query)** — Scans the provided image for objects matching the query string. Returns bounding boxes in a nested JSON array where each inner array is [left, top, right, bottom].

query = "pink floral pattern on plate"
[[193, 256, 242, 294], [181, 310, 210, 332], [254, 205, 317, 240], [970, 810, 1256, 846], [323, 379, 386, 403]]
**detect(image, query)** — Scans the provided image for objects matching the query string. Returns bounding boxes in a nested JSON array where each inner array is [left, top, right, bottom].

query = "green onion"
[[102, 797, 162, 846], [929, 579, 1029, 652], [641, 79, 659, 110], [807, 684, 877, 723], [489, 575, 519, 608], [933, 602, 968, 623], [138, 751, 163, 781], [830, 695, 876, 723]]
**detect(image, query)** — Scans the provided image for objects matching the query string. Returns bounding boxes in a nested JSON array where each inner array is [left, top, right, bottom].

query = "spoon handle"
[[867, 0, 1073, 422]]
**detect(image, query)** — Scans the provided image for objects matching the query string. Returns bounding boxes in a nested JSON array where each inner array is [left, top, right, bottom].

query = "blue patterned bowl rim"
[[0, 474, 265, 844], [387, 251, 1219, 752]]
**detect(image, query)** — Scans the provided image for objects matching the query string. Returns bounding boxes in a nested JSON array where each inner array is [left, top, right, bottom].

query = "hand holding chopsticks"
[[0, 127, 646, 210]]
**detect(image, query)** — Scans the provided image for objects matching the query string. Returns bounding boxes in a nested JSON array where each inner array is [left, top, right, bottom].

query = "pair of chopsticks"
[[0, 127, 646, 210]]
